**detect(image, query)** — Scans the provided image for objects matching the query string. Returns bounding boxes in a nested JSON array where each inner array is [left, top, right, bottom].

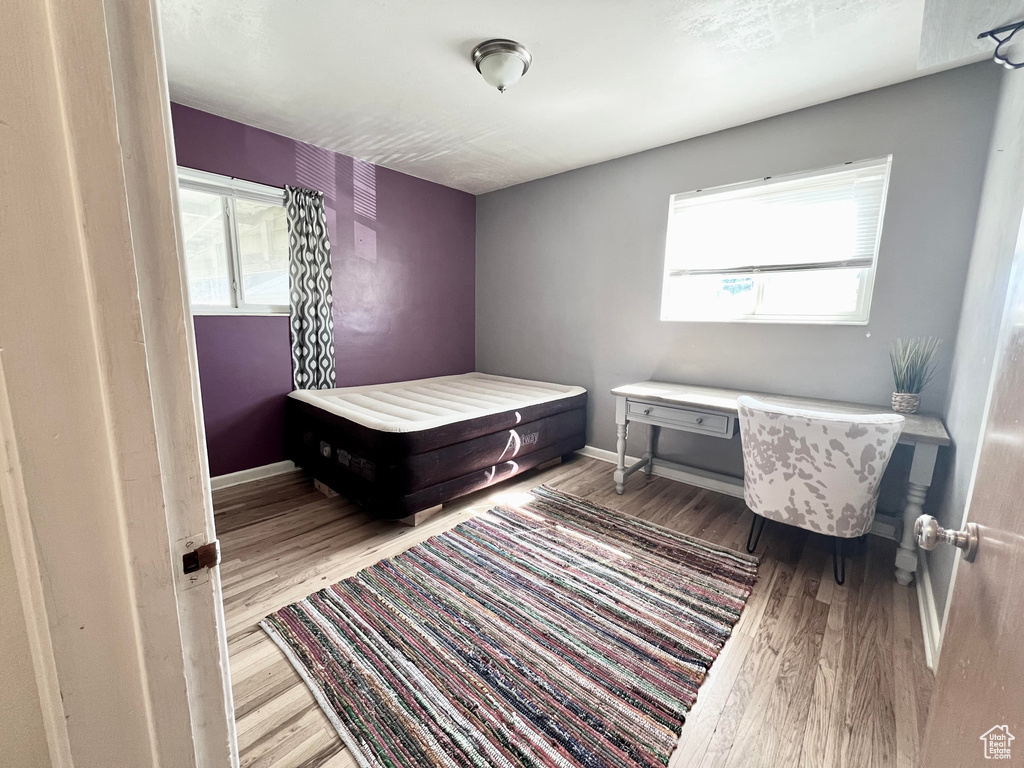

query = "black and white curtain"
[[285, 185, 336, 390]]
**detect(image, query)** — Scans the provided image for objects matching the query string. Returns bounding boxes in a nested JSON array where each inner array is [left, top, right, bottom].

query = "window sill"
[[192, 307, 289, 317], [660, 316, 870, 326]]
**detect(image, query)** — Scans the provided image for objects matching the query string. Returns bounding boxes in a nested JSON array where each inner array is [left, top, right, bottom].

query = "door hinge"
[[182, 539, 221, 574]]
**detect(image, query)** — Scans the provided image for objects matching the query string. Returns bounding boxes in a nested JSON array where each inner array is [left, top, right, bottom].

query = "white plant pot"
[[891, 392, 920, 414]]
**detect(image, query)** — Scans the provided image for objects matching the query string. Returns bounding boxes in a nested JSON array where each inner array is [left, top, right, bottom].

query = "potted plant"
[[890, 336, 941, 414]]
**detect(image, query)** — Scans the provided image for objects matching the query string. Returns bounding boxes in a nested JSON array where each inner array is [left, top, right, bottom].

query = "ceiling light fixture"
[[978, 20, 1024, 70], [472, 39, 532, 93]]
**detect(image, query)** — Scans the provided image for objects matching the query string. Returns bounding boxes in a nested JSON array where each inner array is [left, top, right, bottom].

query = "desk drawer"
[[627, 400, 732, 436]]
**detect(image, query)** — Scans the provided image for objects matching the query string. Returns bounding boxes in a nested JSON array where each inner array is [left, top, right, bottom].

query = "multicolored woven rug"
[[261, 485, 758, 767]]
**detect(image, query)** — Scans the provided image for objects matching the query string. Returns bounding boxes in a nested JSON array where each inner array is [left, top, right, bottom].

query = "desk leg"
[[895, 442, 939, 586], [643, 425, 659, 476], [614, 397, 627, 494]]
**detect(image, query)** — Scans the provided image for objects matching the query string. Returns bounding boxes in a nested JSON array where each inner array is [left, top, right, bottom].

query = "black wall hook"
[[978, 20, 1024, 70]]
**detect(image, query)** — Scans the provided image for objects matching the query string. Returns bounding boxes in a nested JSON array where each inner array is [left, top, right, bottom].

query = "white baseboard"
[[577, 444, 638, 466], [576, 445, 744, 498], [915, 550, 942, 672], [869, 511, 900, 541], [577, 444, 630, 462], [210, 460, 299, 491]]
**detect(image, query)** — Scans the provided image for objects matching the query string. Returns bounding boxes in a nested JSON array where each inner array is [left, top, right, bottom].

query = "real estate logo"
[[980, 725, 1014, 760]]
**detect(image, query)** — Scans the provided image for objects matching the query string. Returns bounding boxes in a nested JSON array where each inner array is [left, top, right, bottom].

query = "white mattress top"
[[288, 372, 586, 433]]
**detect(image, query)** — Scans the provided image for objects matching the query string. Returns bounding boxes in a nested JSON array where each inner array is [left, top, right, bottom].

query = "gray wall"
[[477, 63, 1000, 488], [928, 70, 1024, 618]]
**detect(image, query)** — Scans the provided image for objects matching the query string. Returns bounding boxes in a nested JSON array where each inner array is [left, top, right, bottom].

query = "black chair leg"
[[746, 514, 766, 554], [832, 537, 846, 585]]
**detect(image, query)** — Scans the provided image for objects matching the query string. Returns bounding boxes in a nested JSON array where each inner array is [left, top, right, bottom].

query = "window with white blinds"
[[660, 156, 892, 324]]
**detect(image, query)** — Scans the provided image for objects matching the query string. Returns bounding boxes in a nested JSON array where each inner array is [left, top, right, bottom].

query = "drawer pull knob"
[[643, 408, 651, 415], [695, 417, 703, 424]]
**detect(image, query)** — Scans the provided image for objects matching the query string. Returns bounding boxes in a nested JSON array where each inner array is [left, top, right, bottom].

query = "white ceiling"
[[160, 0, 1010, 195]]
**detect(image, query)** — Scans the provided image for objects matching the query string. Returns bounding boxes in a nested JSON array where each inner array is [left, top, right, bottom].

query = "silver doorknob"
[[914, 514, 979, 562]]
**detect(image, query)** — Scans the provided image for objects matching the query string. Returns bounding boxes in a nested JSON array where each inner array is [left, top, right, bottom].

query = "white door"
[[1, 0, 236, 765], [104, 1, 239, 765], [920, 179, 1024, 763]]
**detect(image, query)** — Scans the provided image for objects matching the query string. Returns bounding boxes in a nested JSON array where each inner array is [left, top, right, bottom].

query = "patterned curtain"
[[285, 186, 336, 390]]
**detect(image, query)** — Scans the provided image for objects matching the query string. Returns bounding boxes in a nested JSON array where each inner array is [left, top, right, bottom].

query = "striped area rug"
[[261, 485, 758, 767]]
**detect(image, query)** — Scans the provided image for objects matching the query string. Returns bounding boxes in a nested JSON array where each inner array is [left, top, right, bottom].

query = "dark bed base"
[[285, 394, 587, 520]]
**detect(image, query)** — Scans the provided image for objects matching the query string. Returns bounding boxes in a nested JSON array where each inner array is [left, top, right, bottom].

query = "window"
[[177, 168, 290, 314], [660, 156, 892, 324]]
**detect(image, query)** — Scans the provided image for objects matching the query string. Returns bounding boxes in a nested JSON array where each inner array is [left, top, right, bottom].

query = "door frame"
[[104, 0, 239, 763], [2, 0, 237, 764]]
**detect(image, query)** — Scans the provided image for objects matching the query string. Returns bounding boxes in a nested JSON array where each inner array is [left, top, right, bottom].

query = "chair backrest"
[[737, 395, 905, 538]]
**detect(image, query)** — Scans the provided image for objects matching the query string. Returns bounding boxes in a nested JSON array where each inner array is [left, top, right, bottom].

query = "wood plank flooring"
[[213, 455, 933, 768]]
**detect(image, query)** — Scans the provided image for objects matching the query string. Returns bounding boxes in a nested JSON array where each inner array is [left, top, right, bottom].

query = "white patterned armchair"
[[737, 395, 905, 583]]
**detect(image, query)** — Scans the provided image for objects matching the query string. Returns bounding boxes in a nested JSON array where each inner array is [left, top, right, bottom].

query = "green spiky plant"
[[890, 336, 942, 394]]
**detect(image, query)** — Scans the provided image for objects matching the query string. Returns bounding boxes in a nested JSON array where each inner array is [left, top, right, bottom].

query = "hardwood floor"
[[213, 455, 933, 768]]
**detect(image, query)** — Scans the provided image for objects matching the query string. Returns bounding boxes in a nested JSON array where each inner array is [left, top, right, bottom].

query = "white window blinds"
[[660, 156, 891, 324]]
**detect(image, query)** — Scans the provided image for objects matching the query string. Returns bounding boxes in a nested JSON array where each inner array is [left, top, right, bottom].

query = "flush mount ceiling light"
[[978, 20, 1024, 70], [472, 39, 532, 93]]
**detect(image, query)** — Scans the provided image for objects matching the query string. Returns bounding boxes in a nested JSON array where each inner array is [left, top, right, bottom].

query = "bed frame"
[[284, 375, 588, 522]]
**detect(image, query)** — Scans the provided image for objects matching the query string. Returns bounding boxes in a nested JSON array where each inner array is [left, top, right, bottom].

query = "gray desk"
[[611, 381, 951, 585]]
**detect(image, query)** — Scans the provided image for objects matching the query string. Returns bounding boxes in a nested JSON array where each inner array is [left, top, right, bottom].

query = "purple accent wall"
[[171, 104, 476, 477]]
